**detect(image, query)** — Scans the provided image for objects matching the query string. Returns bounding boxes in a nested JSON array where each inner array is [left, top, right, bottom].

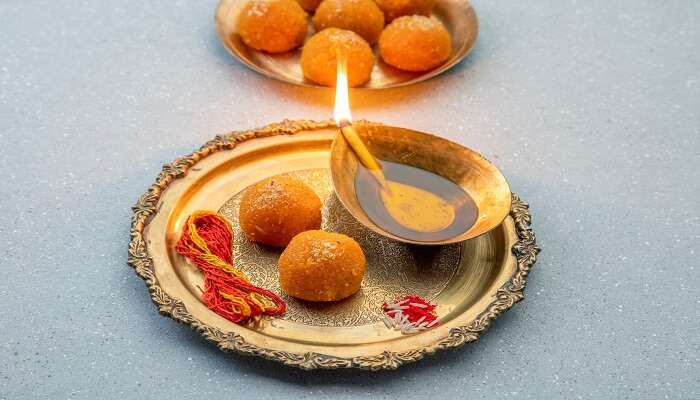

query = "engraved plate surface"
[[219, 169, 461, 326]]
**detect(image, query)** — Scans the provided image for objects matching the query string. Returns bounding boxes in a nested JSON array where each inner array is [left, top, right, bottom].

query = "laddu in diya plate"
[[128, 120, 540, 370]]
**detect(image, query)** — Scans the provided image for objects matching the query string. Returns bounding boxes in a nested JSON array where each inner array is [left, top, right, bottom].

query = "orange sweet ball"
[[374, 0, 436, 22], [238, 176, 322, 247], [237, 0, 308, 53], [300, 28, 374, 87], [279, 230, 366, 302], [379, 16, 452, 72], [294, 0, 322, 12], [312, 0, 385, 45]]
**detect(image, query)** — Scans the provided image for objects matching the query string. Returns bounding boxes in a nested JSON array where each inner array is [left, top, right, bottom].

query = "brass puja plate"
[[128, 120, 540, 370], [214, 0, 479, 89]]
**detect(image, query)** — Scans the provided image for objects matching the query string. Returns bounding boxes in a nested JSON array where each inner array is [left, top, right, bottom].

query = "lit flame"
[[332, 52, 389, 192], [333, 53, 352, 125]]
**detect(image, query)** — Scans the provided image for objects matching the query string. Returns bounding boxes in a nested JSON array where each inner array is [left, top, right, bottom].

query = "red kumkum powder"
[[382, 295, 439, 334]]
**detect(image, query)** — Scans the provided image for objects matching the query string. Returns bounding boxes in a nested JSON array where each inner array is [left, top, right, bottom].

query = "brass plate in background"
[[214, 0, 479, 89], [128, 120, 540, 370]]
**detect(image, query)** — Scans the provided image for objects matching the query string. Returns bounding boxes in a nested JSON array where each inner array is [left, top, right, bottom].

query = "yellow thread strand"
[[220, 292, 252, 317], [249, 292, 276, 311], [199, 253, 250, 281], [185, 212, 250, 282], [187, 211, 234, 253]]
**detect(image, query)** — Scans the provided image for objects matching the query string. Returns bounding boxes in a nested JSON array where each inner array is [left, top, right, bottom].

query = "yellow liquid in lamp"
[[380, 181, 455, 232], [340, 126, 478, 242], [354, 158, 478, 242], [334, 55, 476, 242]]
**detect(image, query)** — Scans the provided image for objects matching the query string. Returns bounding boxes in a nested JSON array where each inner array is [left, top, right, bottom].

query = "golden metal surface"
[[214, 0, 478, 89], [128, 120, 540, 370], [220, 168, 462, 326], [330, 124, 512, 245]]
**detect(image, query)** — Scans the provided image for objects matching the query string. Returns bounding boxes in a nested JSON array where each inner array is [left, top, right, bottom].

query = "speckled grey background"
[[0, 0, 698, 399]]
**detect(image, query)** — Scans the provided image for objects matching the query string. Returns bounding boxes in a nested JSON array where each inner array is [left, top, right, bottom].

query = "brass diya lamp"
[[329, 58, 512, 245]]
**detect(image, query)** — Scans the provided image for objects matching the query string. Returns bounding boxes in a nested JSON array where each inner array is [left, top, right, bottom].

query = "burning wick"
[[332, 54, 456, 233], [333, 54, 391, 193]]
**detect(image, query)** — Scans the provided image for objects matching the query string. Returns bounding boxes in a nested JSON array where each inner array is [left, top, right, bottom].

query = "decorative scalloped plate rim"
[[127, 120, 540, 370]]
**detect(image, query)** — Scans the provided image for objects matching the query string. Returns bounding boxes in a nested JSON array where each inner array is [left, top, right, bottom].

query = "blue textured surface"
[[0, 0, 698, 399]]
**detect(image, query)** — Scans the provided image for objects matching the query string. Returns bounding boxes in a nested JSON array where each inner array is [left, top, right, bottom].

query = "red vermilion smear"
[[382, 295, 439, 331]]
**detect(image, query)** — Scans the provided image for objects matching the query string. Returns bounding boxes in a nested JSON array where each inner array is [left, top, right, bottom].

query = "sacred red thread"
[[175, 211, 286, 323]]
